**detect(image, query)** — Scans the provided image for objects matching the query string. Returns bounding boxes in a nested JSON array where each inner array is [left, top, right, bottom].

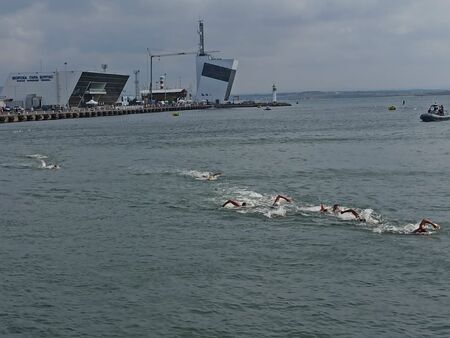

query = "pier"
[[0, 104, 210, 124]]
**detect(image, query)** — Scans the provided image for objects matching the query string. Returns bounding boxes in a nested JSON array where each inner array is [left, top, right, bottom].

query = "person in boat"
[[412, 218, 441, 234], [320, 204, 365, 221], [222, 200, 247, 208], [272, 194, 292, 206], [438, 105, 444, 116]]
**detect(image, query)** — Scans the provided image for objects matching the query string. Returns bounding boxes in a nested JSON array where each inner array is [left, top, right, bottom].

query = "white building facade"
[[195, 55, 238, 104], [1, 71, 129, 108], [194, 20, 238, 104]]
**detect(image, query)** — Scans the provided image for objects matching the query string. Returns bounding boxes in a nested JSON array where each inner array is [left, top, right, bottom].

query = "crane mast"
[[146, 21, 219, 102], [147, 51, 219, 103], [198, 20, 205, 56]]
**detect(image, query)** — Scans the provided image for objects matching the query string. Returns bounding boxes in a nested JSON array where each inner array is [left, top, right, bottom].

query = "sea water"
[[1, 95, 449, 337]]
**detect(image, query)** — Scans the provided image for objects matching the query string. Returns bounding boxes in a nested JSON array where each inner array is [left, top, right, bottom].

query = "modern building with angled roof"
[[195, 21, 238, 104], [0, 70, 129, 109]]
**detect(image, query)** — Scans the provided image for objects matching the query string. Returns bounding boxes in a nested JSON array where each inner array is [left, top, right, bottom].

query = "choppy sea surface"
[[1, 95, 449, 337]]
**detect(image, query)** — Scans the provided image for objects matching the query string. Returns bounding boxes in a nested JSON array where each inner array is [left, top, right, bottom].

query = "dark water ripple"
[[1, 95, 450, 337]]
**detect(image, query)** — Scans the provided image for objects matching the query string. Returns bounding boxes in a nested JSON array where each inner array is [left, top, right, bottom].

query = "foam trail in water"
[[216, 185, 294, 218], [298, 205, 321, 212], [299, 204, 379, 222], [360, 209, 379, 224], [40, 159, 46, 168], [1, 162, 34, 169], [263, 205, 288, 218], [370, 221, 424, 235], [297, 204, 437, 235], [180, 169, 220, 181], [202, 178, 437, 235], [27, 154, 48, 159]]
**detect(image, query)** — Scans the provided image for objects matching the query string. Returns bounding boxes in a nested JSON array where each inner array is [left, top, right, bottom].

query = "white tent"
[[86, 99, 98, 105]]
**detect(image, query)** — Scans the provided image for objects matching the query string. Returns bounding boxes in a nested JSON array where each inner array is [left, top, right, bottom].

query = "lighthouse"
[[272, 83, 277, 103]]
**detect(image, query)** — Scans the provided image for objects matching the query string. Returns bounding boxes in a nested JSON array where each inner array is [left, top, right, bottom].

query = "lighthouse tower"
[[272, 83, 277, 103]]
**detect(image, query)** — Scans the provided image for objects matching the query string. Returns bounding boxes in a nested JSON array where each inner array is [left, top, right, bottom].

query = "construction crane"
[[146, 49, 219, 102], [133, 70, 140, 101]]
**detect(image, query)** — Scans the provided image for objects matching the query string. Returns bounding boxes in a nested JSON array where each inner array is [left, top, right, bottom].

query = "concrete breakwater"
[[0, 104, 210, 124], [214, 101, 292, 108]]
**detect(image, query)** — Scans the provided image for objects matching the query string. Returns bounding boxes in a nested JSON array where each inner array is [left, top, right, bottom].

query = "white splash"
[[298, 205, 321, 212], [263, 205, 288, 218], [298, 204, 435, 235], [40, 160, 60, 170], [27, 154, 48, 159], [218, 186, 293, 218], [370, 221, 427, 235], [180, 170, 219, 181]]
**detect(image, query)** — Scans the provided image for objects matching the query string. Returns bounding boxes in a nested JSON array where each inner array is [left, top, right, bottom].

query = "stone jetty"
[[0, 104, 210, 124]]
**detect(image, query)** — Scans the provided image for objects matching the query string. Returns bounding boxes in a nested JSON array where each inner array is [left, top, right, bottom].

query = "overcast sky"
[[2, 0, 450, 94]]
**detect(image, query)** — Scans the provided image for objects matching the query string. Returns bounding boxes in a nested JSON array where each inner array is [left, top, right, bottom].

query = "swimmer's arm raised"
[[272, 195, 292, 206], [222, 200, 240, 207], [420, 218, 441, 229], [341, 209, 364, 220]]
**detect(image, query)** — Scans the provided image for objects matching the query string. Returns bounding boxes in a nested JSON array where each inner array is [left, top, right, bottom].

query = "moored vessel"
[[420, 104, 450, 122]]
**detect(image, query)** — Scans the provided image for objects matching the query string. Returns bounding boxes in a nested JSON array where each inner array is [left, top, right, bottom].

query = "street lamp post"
[[64, 62, 68, 110], [150, 55, 153, 104], [164, 72, 167, 102], [147, 49, 153, 105]]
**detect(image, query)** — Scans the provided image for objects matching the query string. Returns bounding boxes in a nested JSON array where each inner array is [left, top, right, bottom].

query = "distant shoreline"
[[238, 89, 450, 101]]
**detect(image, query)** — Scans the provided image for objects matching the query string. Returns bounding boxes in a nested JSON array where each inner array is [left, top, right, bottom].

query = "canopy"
[[86, 99, 98, 105]]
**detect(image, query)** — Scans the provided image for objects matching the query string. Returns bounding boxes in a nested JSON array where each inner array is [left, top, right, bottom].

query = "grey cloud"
[[2, 0, 450, 94]]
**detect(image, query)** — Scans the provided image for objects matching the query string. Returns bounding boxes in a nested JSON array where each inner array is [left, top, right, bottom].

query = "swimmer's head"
[[332, 204, 340, 212], [242, 202, 247, 207]]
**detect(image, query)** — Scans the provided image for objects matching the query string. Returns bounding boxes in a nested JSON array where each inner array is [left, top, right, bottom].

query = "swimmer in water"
[[222, 200, 247, 208], [207, 172, 222, 181], [320, 204, 341, 213], [272, 194, 292, 206], [320, 204, 365, 222], [40, 160, 60, 169], [412, 218, 441, 234]]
